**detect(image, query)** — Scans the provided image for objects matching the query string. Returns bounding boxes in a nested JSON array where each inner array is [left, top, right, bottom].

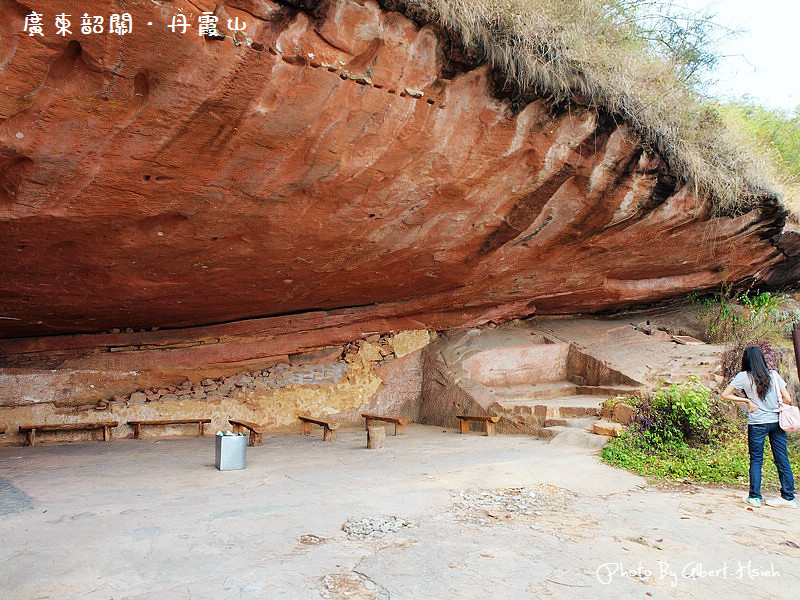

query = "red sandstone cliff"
[[1, 0, 797, 356]]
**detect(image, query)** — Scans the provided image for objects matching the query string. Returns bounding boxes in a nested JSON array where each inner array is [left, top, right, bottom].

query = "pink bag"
[[778, 403, 800, 433]]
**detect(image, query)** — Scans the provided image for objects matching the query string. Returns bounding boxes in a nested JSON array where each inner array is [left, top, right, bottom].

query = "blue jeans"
[[748, 421, 795, 500]]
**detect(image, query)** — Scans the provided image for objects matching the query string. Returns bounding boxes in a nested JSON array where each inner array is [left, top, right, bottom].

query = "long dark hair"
[[742, 346, 771, 400]]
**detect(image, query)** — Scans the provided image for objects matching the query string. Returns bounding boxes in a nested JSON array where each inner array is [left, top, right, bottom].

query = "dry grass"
[[783, 188, 800, 224], [386, 0, 781, 215]]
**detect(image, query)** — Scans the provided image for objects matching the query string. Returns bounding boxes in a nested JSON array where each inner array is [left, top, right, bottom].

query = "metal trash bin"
[[215, 433, 247, 471]]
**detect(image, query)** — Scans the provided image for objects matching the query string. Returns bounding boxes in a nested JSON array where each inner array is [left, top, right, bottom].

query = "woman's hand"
[[721, 384, 753, 410]]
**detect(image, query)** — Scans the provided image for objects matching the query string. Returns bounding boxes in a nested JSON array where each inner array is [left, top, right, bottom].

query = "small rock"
[[593, 420, 623, 437], [232, 374, 254, 387], [299, 534, 326, 545], [612, 403, 635, 425]]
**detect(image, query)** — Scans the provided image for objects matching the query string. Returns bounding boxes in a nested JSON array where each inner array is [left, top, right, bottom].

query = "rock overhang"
[[0, 0, 795, 345]]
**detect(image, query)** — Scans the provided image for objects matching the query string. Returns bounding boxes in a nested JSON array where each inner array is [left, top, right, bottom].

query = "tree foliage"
[[717, 101, 800, 217], [601, 0, 737, 85], [718, 102, 800, 181]]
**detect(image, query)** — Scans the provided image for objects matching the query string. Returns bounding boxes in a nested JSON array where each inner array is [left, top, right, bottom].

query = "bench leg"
[[485, 421, 496, 436], [323, 426, 336, 442], [364, 418, 373, 431], [459, 418, 469, 434], [300, 421, 312, 435], [103, 426, 111, 441], [198, 422, 205, 437], [133, 424, 141, 439], [26, 429, 36, 446], [251, 432, 262, 447], [395, 423, 405, 436]]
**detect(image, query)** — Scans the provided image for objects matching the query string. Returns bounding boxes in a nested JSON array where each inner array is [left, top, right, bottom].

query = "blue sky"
[[679, 0, 799, 112]]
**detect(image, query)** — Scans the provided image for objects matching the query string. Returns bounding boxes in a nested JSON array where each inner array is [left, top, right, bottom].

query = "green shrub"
[[602, 377, 800, 487], [690, 288, 794, 379], [632, 378, 719, 445], [602, 379, 743, 483]]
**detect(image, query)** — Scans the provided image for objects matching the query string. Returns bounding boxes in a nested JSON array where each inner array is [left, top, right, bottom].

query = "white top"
[[729, 370, 785, 424]]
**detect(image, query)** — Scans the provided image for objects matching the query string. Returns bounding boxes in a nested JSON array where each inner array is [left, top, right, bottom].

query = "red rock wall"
[[0, 0, 792, 350], [462, 341, 569, 386]]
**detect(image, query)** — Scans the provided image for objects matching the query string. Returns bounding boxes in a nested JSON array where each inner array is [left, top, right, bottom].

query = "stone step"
[[492, 395, 607, 436], [542, 416, 599, 429], [592, 419, 624, 437], [574, 384, 642, 397], [489, 380, 577, 401], [539, 425, 609, 449], [495, 395, 605, 418]]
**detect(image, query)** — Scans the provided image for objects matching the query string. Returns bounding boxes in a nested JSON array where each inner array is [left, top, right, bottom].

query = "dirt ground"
[[2, 425, 798, 600]]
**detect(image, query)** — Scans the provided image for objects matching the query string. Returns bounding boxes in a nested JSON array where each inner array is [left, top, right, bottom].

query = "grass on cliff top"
[[397, 0, 780, 215]]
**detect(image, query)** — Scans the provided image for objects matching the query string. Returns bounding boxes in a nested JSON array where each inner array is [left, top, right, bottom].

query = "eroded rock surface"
[[0, 0, 793, 348]]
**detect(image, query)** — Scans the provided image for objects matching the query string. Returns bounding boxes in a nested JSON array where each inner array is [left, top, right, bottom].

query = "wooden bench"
[[127, 418, 211, 439], [298, 414, 340, 441], [456, 415, 500, 436], [228, 419, 265, 446], [18, 421, 119, 446], [361, 413, 410, 436]]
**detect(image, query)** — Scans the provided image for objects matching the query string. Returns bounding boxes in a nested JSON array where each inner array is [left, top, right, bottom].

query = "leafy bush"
[[602, 377, 800, 487], [690, 288, 794, 379], [602, 379, 745, 482], [630, 379, 722, 445], [692, 288, 784, 343]]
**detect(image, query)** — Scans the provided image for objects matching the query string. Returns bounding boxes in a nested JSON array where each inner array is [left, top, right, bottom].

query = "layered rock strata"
[[0, 0, 794, 350], [0, 329, 430, 444]]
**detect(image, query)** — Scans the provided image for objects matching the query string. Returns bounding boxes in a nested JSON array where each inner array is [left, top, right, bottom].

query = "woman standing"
[[721, 346, 796, 508]]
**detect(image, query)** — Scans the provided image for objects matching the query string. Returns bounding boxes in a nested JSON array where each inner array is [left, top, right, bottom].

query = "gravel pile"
[[451, 484, 576, 524], [341, 515, 414, 540]]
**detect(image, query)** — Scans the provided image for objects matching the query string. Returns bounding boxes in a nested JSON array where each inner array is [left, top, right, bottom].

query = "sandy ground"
[[1, 426, 798, 600]]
